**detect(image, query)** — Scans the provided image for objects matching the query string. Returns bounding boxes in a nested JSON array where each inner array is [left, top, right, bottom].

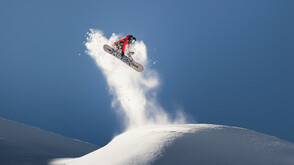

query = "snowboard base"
[[103, 44, 144, 72]]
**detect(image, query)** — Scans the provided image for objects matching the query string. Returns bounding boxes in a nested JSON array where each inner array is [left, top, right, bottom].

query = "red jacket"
[[114, 35, 133, 53]]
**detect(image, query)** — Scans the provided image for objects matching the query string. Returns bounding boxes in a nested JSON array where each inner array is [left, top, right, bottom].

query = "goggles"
[[130, 38, 135, 44]]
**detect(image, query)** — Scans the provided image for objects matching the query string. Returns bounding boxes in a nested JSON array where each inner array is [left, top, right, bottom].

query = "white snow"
[[60, 124, 294, 165], [2, 30, 294, 165], [85, 30, 186, 129], [77, 30, 294, 165]]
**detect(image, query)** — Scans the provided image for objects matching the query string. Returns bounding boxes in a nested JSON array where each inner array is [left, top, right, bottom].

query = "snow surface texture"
[[74, 30, 294, 165], [0, 117, 99, 165], [85, 30, 186, 129], [63, 124, 294, 165]]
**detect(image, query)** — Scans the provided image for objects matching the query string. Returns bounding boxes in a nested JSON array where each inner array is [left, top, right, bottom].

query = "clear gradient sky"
[[0, 0, 293, 146]]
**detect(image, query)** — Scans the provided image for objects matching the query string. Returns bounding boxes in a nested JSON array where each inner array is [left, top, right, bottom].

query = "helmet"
[[128, 36, 136, 44]]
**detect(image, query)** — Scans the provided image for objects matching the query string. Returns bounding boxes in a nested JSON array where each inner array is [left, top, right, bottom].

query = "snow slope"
[[75, 30, 294, 165], [0, 117, 99, 165], [64, 124, 294, 165]]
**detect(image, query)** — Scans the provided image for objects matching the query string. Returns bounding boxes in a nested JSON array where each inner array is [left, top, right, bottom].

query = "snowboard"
[[103, 44, 144, 72]]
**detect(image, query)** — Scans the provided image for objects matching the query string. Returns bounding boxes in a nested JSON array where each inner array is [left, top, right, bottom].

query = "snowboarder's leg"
[[113, 43, 121, 51], [127, 52, 134, 61]]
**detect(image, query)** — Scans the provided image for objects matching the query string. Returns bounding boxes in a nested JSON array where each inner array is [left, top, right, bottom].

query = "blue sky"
[[0, 0, 293, 146]]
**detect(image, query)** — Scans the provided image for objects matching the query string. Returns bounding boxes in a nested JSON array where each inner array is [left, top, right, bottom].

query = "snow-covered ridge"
[[64, 124, 294, 165], [0, 117, 99, 165]]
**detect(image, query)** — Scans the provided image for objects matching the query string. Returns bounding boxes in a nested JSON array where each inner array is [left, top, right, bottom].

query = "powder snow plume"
[[85, 29, 186, 129]]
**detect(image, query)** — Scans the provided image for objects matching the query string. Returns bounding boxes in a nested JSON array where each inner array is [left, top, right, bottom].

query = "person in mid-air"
[[113, 35, 136, 59]]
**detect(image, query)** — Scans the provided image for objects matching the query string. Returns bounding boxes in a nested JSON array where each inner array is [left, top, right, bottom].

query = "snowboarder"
[[104, 34, 143, 72], [113, 35, 136, 60]]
